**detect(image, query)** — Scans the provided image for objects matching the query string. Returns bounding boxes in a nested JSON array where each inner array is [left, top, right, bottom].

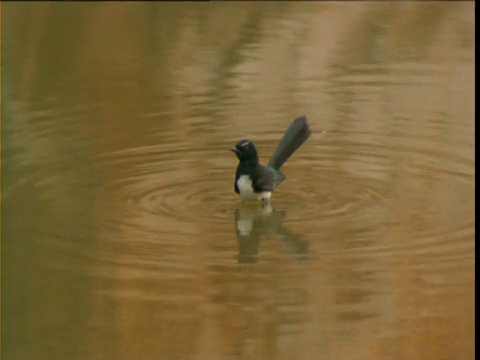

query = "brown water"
[[2, 3, 475, 360]]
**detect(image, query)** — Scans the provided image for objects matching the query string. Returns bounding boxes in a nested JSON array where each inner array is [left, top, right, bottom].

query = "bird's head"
[[231, 139, 259, 162]]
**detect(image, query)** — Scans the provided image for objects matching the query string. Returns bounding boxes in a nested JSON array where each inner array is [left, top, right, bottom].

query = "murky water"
[[2, 3, 474, 360]]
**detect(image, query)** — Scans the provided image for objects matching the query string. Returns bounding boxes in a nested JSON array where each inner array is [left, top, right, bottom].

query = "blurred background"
[[2, 2, 475, 360]]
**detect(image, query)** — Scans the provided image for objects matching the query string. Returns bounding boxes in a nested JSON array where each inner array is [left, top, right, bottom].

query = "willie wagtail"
[[231, 115, 311, 205]]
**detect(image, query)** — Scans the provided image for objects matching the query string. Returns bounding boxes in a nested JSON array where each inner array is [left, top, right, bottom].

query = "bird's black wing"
[[252, 165, 276, 192]]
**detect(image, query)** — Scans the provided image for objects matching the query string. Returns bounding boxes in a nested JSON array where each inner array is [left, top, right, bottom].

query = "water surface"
[[2, 3, 475, 360]]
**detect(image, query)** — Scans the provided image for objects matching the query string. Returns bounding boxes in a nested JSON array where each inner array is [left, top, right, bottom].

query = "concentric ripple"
[[88, 120, 474, 268], [94, 141, 235, 238], [267, 125, 475, 271]]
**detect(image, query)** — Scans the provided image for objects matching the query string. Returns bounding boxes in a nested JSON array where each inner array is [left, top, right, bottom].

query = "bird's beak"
[[230, 147, 239, 154]]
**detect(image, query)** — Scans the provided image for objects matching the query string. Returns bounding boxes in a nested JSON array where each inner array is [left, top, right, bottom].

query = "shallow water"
[[2, 3, 475, 360]]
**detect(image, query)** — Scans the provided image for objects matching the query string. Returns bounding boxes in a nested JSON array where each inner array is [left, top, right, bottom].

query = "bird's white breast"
[[236, 175, 271, 201]]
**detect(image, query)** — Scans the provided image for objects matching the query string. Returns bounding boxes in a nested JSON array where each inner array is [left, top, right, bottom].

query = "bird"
[[230, 115, 311, 206]]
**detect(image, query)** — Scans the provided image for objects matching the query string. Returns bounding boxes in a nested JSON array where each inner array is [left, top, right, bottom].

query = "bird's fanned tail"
[[267, 115, 311, 170]]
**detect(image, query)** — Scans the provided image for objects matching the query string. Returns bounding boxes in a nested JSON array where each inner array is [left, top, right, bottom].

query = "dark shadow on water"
[[234, 203, 309, 264]]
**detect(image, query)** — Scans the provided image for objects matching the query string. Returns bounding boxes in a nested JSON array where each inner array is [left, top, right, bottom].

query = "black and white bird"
[[231, 115, 311, 205]]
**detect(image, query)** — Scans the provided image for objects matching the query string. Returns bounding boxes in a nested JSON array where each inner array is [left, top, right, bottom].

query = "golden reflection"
[[2, 2, 474, 360]]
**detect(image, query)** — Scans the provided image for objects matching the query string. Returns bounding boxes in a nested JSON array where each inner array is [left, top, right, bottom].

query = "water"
[[2, 3, 474, 360]]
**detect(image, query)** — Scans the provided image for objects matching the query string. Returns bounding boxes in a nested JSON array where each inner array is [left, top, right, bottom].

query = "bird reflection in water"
[[234, 202, 309, 264]]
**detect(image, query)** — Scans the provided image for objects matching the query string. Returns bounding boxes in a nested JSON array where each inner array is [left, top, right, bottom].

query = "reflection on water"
[[2, 2, 475, 360], [235, 203, 309, 264]]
